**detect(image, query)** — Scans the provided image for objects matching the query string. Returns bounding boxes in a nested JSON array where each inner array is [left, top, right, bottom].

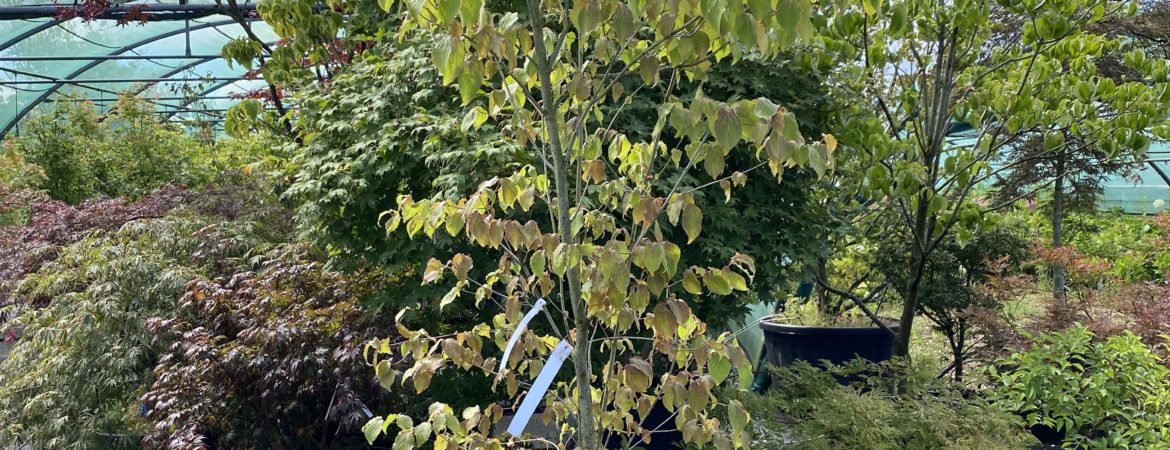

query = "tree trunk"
[[815, 257, 830, 316], [894, 192, 932, 358], [953, 324, 965, 382], [1052, 151, 1066, 301], [525, 1, 598, 448]]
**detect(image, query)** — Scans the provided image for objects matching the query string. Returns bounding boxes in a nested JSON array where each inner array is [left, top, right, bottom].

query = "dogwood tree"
[[815, 0, 1170, 356], [360, 0, 833, 448]]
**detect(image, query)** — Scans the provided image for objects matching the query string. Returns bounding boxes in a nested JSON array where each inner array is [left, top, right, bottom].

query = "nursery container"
[[759, 320, 899, 373]]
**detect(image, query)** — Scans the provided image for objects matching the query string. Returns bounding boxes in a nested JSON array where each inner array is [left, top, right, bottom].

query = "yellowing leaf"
[[376, 360, 396, 390], [423, 258, 444, 284], [726, 269, 748, 291], [703, 269, 732, 295], [682, 269, 702, 294], [439, 285, 460, 310], [362, 417, 384, 444], [451, 253, 473, 281], [662, 242, 681, 276]]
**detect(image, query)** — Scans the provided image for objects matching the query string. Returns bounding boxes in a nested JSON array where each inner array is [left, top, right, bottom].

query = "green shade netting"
[[1, 0, 277, 136]]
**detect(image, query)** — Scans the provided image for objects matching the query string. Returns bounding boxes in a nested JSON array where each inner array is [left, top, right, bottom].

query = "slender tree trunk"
[[1052, 151, 1067, 301], [815, 257, 830, 316], [526, 2, 598, 448], [895, 193, 931, 358], [953, 324, 965, 382]]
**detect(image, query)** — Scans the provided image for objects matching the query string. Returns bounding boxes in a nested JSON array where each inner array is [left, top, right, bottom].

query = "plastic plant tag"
[[506, 340, 573, 436], [499, 298, 546, 374]]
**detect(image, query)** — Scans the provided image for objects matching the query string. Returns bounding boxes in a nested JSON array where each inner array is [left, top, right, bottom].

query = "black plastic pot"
[[759, 320, 899, 375]]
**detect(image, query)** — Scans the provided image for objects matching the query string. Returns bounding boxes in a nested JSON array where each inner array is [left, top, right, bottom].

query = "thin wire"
[[56, 23, 183, 70]]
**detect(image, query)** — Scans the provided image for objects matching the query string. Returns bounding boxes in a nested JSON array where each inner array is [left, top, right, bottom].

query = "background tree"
[[877, 226, 1026, 381], [812, 0, 1170, 357], [987, 0, 1170, 301]]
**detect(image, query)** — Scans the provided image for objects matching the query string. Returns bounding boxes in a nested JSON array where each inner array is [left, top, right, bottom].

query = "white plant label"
[[499, 298, 546, 375], [506, 340, 573, 437]]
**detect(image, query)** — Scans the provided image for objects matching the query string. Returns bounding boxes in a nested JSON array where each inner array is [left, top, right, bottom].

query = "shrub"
[[728, 360, 1033, 449], [991, 326, 1170, 448], [0, 182, 290, 449], [141, 245, 394, 449], [2, 96, 275, 203], [284, 40, 523, 275]]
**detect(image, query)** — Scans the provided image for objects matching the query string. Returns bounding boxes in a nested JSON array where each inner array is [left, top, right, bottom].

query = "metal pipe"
[[0, 68, 223, 135], [0, 19, 246, 139], [0, 54, 229, 62], [0, 20, 62, 52], [45, 95, 240, 102], [3, 77, 247, 85], [1148, 161, 1170, 188], [0, 3, 259, 20]]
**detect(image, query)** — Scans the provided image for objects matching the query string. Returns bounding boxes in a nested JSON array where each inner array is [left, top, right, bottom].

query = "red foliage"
[[52, 0, 152, 23], [117, 4, 151, 26], [141, 248, 392, 449], [1031, 245, 1114, 280], [0, 186, 191, 311]]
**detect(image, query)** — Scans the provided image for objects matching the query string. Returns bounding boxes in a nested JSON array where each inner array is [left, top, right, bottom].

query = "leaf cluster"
[[991, 326, 1170, 448]]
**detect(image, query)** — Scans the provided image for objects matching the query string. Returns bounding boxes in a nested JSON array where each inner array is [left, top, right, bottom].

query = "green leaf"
[[363, 417, 384, 444], [861, 0, 876, 16], [712, 106, 742, 148], [613, 3, 637, 40], [376, 360, 396, 390], [808, 144, 827, 178], [704, 146, 726, 178], [461, 106, 489, 132], [436, 0, 459, 23], [458, 62, 483, 105], [459, 0, 482, 28], [413, 422, 433, 445], [530, 251, 546, 275], [645, 243, 664, 274], [682, 204, 702, 243], [709, 353, 731, 384], [377, 0, 395, 12], [682, 270, 702, 294], [392, 429, 415, 450], [728, 400, 750, 433]]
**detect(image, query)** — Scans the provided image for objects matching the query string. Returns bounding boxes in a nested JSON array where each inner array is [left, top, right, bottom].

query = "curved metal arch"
[[111, 42, 273, 117], [128, 39, 275, 97], [1, 18, 256, 139], [0, 19, 62, 53]]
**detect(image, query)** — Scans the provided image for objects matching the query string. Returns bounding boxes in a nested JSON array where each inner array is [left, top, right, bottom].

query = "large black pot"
[[759, 320, 899, 372]]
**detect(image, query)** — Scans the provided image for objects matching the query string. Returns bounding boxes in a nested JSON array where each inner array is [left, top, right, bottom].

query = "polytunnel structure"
[[0, 0, 279, 138]]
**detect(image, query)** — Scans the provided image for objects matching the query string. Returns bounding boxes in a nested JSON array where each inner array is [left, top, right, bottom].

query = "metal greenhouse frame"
[[0, 0, 278, 138]]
